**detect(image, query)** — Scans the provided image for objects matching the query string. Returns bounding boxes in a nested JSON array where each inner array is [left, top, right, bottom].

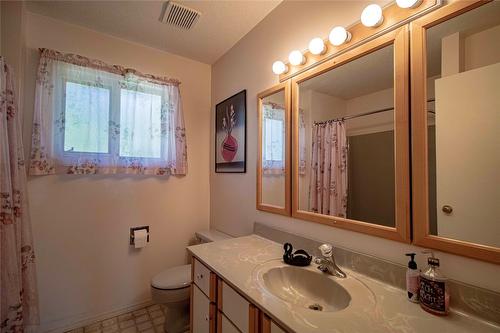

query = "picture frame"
[[215, 90, 247, 173]]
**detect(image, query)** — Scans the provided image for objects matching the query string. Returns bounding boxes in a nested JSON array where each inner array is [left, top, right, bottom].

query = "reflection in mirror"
[[426, 2, 500, 247], [261, 90, 286, 208], [298, 45, 396, 227]]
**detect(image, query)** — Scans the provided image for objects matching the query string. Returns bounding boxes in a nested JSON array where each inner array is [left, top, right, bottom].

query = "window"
[[119, 89, 162, 159], [29, 49, 187, 176], [63, 82, 164, 159], [264, 117, 284, 162], [262, 103, 285, 174], [64, 82, 110, 154]]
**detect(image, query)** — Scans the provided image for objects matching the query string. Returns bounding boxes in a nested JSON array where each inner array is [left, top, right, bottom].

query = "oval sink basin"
[[261, 266, 351, 312]]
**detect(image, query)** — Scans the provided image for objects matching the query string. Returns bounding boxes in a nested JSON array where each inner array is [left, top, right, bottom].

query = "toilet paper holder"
[[130, 226, 150, 245]]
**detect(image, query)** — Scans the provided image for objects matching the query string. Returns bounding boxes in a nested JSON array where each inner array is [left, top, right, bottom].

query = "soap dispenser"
[[405, 253, 419, 303], [419, 250, 449, 315]]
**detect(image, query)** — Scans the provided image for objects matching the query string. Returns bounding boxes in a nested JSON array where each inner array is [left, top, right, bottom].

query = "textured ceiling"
[[26, 0, 282, 64]]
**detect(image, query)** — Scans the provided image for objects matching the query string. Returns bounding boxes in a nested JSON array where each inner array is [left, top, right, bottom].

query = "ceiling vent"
[[159, 1, 201, 30]]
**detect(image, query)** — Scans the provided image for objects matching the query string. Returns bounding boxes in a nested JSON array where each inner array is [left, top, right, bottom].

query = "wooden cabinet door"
[[192, 285, 210, 333]]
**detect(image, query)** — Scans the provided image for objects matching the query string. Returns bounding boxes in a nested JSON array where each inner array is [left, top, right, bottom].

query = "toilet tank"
[[195, 229, 231, 244]]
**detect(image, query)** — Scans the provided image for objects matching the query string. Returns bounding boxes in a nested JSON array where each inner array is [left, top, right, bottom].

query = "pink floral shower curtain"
[[308, 120, 348, 217], [0, 58, 39, 332]]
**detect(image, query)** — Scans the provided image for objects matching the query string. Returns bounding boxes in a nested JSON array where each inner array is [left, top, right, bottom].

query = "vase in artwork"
[[221, 132, 238, 162]]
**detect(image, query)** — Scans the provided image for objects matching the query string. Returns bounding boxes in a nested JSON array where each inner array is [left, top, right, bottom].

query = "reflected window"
[[262, 102, 285, 174]]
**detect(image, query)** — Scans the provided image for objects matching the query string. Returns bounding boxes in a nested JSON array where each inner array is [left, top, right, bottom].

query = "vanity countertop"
[[187, 235, 499, 333]]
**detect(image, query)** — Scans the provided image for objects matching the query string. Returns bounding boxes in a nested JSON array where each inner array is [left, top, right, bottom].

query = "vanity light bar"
[[272, 0, 423, 75]]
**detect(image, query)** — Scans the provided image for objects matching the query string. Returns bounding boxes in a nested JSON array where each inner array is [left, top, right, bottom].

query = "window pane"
[[120, 89, 162, 158], [64, 82, 110, 153], [264, 118, 283, 161]]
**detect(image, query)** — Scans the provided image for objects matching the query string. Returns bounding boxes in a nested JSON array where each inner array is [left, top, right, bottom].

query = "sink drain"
[[308, 303, 323, 311]]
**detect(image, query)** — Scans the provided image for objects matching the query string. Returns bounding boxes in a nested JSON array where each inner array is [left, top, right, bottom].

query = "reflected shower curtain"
[[0, 58, 39, 331], [309, 120, 348, 217]]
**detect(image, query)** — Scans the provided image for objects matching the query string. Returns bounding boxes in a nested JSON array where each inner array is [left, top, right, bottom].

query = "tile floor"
[[66, 304, 166, 333]]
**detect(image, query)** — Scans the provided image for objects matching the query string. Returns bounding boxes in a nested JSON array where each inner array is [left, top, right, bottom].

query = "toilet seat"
[[151, 264, 191, 290]]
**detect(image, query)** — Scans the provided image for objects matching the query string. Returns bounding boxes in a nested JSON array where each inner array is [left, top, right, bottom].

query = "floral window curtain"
[[262, 102, 285, 175], [308, 120, 348, 217], [0, 58, 40, 332], [29, 49, 187, 176]]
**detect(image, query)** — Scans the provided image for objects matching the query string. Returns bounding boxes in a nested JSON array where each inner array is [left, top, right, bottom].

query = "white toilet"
[[151, 229, 231, 333]]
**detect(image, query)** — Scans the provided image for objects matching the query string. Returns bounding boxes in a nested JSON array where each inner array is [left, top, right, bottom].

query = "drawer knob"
[[196, 273, 204, 279], [205, 315, 209, 321]]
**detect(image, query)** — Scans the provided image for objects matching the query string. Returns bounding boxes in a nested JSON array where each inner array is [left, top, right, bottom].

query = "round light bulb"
[[308, 37, 326, 55], [396, 0, 422, 8], [361, 4, 384, 28], [272, 61, 288, 75], [329, 26, 352, 46], [288, 50, 305, 66]]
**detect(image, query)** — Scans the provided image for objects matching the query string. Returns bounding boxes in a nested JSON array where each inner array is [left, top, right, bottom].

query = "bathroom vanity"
[[188, 235, 499, 333]]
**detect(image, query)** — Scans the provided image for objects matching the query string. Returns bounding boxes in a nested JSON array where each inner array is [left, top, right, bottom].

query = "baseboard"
[[41, 299, 154, 333]]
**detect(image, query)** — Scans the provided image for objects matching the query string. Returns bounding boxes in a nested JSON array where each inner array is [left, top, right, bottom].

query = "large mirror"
[[412, 0, 500, 263], [292, 27, 410, 242], [257, 82, 290, 215]]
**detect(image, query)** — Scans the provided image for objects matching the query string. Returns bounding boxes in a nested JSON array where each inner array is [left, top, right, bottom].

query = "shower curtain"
[[308, 120, 348, 217], [0, 58, 39, 332]]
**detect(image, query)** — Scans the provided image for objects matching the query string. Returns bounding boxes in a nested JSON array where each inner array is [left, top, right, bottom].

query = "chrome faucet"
[[314, 244, 347, 278]]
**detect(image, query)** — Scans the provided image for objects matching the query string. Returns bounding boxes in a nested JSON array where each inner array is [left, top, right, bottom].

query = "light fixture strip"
[[275, 0, 442, 81]]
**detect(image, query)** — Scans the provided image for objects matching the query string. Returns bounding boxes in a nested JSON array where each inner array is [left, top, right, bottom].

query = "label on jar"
[[419, 276, 446, 313]]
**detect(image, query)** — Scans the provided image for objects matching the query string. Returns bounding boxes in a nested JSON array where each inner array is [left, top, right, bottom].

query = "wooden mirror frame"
[[291, 26, 410, 243], [257, 81, 291, 216], [410, 0, 500, 263]]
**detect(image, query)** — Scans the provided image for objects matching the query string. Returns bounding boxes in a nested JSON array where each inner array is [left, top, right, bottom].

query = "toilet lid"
[[151, 264, 191, 290]]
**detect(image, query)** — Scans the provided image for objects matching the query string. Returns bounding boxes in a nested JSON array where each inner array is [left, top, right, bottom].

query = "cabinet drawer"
[[192, 285, 210, 333], [221, 281, 250, 333], [193, 258, 211, 297]]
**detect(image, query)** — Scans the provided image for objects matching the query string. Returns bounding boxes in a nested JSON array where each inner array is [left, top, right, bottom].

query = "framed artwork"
[[215, 90, 246, 173]]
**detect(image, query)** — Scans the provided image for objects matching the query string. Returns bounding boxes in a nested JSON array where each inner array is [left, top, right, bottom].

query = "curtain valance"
[[39, 48, 181, 86]]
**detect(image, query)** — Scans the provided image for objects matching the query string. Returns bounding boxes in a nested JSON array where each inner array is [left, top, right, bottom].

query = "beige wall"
[[22, 12, 211, 332], [464, 25, 500, 71], [210, 1, 500, 292]]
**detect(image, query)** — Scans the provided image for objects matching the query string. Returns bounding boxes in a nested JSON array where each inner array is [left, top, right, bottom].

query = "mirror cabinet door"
[[411, 0, 500, 263], [257, 82, 291, 215], [291, 26, 410, 242]]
